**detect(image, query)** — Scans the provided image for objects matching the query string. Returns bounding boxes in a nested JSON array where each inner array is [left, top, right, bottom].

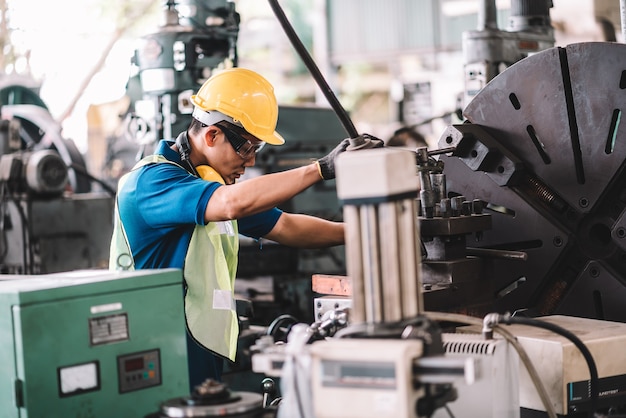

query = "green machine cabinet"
[[0, 269, 190, 418]]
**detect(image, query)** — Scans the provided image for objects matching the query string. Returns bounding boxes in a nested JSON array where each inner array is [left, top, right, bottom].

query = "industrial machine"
[[146, 378, 276, 418], [0, 75, 115, 274], [102, 0, 241, 189], [94, 1, 626, 417], [251, 149, 472, 418], [432, 40, 626, 322], [247, 2, 626, 417], [0, 114, 114, 274], [386, 0, 626, 324], [0, 268, 189, 418], [434, 333, 520, 418], [462, 0, 555, 106], [296, 148, 463, 418], [251, 146, 626, 418], [130, 0, 240, 144], [507, 315, 626, 416]]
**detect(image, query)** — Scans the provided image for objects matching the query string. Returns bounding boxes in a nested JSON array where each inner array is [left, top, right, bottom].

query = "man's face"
[[210, 123, 264, 185]]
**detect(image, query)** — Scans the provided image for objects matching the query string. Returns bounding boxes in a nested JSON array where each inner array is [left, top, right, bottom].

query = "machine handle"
[[268, 0, 360, 141]]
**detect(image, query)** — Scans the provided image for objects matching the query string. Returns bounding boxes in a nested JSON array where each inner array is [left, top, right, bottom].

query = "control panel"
[[117, 349, 162, 393]]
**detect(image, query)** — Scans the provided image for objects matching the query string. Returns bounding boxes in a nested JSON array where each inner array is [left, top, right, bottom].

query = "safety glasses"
[[216, 121, 265, 160]]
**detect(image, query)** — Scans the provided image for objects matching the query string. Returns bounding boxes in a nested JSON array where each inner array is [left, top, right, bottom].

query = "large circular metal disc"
[[439, 42, 626, 320], [464, 42, 626, 213], [160, 391, 263, 417]]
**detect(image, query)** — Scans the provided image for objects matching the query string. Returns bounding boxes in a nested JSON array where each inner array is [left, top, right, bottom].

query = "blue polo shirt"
[[117, 140, 283, 269]]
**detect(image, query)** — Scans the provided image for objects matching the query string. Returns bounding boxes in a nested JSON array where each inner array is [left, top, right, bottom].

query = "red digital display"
[[124, 357, 144, 372]]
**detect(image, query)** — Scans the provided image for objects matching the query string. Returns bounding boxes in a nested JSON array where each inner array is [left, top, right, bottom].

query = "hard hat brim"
[[260, 131, 285, 146], [192, 107, 284, 145]]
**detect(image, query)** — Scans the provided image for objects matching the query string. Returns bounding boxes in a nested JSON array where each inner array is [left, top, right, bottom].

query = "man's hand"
[[316, 138, 351, 180], [348, 133, 385, 151], [316, 134, 384, 180]]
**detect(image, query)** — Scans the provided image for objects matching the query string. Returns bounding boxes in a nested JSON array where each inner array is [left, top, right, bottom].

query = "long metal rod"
[[344, 205, 365, 323], [267, 0, 359, 139], [466, 247, 528, 261], [361, 204, 382, 323], [378, 201, 402, 322], [399, 198, 422, 317], [478, 0, 498, 30]]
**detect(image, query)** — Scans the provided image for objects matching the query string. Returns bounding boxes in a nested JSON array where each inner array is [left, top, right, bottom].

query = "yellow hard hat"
[[191, 68, 285, 145]]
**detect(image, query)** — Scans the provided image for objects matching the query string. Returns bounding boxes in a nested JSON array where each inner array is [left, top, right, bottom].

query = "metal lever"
[[261, 377, 280, 408], [268, 0, 359, 139]]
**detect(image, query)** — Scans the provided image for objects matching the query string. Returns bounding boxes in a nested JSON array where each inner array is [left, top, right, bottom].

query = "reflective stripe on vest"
[[109, 155, 239, 361]]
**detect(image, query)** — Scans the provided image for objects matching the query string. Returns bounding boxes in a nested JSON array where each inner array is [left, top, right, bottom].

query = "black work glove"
[[316, 138, 351, 180], [316, 134, 385, 180], [361, 133, 385, 149]]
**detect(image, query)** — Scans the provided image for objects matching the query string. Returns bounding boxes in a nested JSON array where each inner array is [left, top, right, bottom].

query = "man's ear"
[[204, 127, 219, 147]]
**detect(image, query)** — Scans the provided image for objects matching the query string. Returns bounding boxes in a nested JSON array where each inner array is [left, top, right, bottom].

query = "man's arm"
[[205, 163, 322, 222], [204, 136, 362, 223], [264, 212, 344, 248]]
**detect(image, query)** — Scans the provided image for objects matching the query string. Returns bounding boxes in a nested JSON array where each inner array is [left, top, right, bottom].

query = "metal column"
[[336, 148, 422, 325]]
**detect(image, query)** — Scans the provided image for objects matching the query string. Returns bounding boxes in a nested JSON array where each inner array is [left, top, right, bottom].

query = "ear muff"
[[175, 131, 199, 177]]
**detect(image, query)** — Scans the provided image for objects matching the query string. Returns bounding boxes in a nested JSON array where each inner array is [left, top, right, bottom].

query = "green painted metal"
[[0, 269, 189, 418]]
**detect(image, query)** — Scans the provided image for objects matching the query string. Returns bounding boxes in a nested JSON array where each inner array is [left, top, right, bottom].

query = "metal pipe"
[[361, 205, 382, 323], [267, 0, 359, 139], [428, 146, 456, 156], [430, 173, 447, 202], [343, 205, 365, 323], [466, 247, 528, 261], [379, 201, 403, 321], [399, 198, 422, 317], [478, 0, 499, 30]]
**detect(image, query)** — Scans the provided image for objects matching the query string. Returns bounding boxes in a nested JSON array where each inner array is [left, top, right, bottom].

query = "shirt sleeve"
[[136, 162, 220, 227], [135, 159, 282, 236], [238, 207, 283, 239]]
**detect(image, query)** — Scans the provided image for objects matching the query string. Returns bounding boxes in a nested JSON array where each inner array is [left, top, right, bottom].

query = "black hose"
[[266, 314, 299, 339], [501, 314, 599, 418], [267, 0, 359, 139], [69, 163, 117, 196]]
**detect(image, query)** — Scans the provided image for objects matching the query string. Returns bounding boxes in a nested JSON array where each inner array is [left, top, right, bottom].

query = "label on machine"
[[89, 313, 129, 345], [321, 360, 397, 390], [568, 374, 626, 413]]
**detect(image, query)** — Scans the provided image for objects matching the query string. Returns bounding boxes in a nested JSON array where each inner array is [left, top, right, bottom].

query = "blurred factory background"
[[2, 0, 626, 417], [6, 0, 618, 166]]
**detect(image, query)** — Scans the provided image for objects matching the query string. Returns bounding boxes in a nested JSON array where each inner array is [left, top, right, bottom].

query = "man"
[[109, 67, 381, 389], [387, 126, 428, 149]]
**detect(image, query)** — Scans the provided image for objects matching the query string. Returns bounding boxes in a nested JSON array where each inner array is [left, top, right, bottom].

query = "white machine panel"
[[510, 315, 626, 415], [309, 338, 424, 418]]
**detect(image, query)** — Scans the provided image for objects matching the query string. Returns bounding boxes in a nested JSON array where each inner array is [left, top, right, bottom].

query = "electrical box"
[[0, 268, 189, 418], [435, 333, 520, 418], [509, 315, 626, 415], [309, 338, 424, 418]]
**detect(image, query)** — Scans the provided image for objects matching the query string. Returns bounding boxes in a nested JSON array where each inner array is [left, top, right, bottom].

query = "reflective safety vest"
[[109, 155, 240, 361]]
